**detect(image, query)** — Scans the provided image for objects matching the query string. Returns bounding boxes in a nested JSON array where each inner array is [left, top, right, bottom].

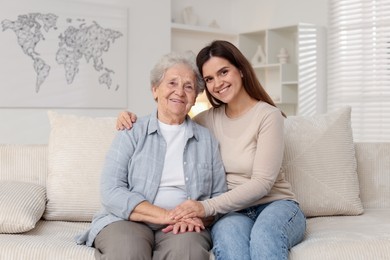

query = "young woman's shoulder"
[[189, 117, 217, 140], [255, 101, 284, 119], [193, 105, 225, 123], [192, 106, 224, 128]]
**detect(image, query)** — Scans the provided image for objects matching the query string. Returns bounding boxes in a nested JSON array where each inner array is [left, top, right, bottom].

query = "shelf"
[[171, 22, 237, 37], [252, 63, 280, 69], [282, 81, 298, 85], [171, 22, 238, 54]]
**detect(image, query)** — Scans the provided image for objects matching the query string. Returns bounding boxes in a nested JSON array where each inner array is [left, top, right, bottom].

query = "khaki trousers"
[[94, 220, 211, 260]]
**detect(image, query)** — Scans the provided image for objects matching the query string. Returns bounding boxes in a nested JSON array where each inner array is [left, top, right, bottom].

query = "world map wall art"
[[0, 1, 128, 108]]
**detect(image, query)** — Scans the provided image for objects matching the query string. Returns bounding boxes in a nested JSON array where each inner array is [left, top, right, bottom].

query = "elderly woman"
[[76, 51, 227, 260]]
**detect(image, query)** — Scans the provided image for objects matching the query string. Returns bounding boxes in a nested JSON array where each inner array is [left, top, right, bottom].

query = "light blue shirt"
[[76, 110, 227, 246]]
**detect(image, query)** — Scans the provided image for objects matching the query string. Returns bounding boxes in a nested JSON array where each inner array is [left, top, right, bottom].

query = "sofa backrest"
[[0, 144, 47, 186], [1, 142, 389, 210], [354, 142, 390, 209]]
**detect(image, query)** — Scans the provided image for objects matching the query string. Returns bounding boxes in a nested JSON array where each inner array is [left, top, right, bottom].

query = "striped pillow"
[[0, 181, 46, 233], [44, 111, 116, 221], [283, 107, 364, 217]]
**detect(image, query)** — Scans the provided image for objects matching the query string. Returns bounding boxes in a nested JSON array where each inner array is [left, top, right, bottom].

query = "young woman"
[[117, 40, 306, 260]]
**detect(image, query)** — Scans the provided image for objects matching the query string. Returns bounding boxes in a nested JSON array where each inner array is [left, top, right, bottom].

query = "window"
[[328, 0, 390, 141]]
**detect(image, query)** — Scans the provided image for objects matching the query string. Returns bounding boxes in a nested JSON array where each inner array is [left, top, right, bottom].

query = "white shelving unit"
[[239, 24, 326, 116]]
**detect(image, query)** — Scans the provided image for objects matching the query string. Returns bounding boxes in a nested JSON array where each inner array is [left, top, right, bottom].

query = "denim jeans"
[[211, 200, 306, 260]]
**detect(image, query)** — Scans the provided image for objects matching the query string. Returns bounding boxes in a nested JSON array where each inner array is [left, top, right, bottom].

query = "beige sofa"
[[1, 108, 389, 260]]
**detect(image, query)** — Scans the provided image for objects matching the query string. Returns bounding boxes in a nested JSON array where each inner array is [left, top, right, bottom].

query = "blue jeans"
[[211, 200, 306, 260]]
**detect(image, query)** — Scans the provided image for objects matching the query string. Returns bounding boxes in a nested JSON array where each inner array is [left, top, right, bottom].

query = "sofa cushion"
[[0, 181, 46, 233], [289, 209, 390, 259], [0, 220, 95, 259], [283, 107, 364, 217], [44, 111, 116, 221], [354, 142, 390, 209]]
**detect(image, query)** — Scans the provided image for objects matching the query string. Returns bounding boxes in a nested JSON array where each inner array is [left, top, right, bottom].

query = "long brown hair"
[[196, 40, 286, 117]]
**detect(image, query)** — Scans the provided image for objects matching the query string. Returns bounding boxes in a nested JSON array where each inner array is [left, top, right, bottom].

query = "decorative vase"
[[208, 19, 220, 29], [277, 47, 289, 64], [251, 45, 266, 66], [181, 6, 198, 26]]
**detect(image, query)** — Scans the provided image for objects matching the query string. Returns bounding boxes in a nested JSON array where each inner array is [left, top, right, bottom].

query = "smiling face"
[[202, 56, 245, 105], [152, 63, 197, 124]]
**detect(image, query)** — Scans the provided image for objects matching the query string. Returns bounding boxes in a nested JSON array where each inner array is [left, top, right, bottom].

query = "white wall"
[[171, 0, 237, 31], [0, 0, 329, 144], [0, 0, 170, 144], [232, 0, 329, 32], [171, 0, 329, 34]]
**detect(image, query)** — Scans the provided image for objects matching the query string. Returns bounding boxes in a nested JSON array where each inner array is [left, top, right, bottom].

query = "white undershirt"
[[153, 120, 187, 209]]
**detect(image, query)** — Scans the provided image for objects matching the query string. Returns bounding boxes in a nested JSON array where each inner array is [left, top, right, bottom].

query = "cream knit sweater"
[[194, 101, 296, 217]]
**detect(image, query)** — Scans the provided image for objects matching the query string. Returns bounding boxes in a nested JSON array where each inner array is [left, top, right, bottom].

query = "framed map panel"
[[0, 1, 127, 108]]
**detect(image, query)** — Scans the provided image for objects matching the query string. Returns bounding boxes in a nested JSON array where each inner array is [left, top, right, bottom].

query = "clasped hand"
[[162, 200, 206, 234], [170, 200, 205, 220], [162, 217, 204, 234]]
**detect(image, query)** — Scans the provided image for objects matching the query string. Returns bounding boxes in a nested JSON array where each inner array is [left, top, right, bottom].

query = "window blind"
[[328, 0, 390, 142], [298, 24, 319, 116]]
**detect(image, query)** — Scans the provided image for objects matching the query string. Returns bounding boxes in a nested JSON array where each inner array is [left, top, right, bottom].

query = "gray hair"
[[150, 51, 205, 94]]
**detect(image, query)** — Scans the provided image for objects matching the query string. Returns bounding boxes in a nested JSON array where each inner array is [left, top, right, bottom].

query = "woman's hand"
[[170, 200, 206, 220], [116, 111, 137, 130], [161, 217, 205, 234], [129, 201, 177, 225]]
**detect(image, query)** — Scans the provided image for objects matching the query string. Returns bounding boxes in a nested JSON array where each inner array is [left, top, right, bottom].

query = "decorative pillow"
[[0, 181, 46, 233], [44, 111, 116, 221], [283, 106, 364, 217]]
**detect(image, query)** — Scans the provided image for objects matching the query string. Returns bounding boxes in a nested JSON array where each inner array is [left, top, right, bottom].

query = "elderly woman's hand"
[[169, 200, 206, 221], [129, 201, 178, 226], [116, 111, 137, 130], [161, 217, 205, 234]]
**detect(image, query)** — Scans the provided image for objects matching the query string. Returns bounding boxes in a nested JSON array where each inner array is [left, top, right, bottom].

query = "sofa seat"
[[290, 209, 390, 260], [1, 212, 389, 260], [0, 221, 94, 260]]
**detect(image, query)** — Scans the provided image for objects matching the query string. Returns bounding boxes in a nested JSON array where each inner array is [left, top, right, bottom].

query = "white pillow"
[[283, 107, 364, 217], [44, 111, 116, 221], [0, 181, 46, 233]]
